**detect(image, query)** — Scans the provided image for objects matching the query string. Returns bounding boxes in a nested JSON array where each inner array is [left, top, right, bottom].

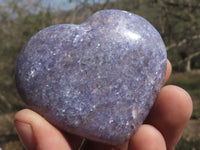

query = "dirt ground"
[[183, 120, 200, 141]]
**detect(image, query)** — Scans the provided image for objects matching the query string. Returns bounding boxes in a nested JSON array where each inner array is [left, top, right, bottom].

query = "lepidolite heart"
[[15, 9, 167, 145]]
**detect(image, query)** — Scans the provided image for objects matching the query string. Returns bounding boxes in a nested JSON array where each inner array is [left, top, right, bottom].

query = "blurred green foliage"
[[176, 136, 200, 150]]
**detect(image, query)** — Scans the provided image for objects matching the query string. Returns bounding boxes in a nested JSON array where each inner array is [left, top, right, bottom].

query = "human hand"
[[14, 60, 193, 150]]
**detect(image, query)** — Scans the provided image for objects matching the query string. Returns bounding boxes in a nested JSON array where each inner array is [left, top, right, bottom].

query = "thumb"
[[14, 109, 74, 150]]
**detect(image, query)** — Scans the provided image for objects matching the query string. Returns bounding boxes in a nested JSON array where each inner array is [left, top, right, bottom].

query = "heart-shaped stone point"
[[15, 9, 167, 145]]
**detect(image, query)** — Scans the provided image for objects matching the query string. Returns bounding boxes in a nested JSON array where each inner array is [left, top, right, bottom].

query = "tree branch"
[[178, 51, 200, 64], [188, 51, 200, 59], [163, 1, 200, 9], [166, 34, 200, 51]]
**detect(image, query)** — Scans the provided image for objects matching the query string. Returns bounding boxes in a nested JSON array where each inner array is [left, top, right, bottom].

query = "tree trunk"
[[186, 58, 191, 72]]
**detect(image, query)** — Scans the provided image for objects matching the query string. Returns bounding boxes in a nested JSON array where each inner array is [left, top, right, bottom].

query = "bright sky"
[[0, 0, 110, 11], [41, 0, 77, 11], [41, 0, 110, 11]]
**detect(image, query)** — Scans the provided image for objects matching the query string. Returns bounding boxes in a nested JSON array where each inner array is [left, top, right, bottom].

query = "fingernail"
[[14, 120, 36, 150]]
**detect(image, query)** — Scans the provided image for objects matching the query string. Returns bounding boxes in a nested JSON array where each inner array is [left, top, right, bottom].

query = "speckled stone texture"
[[15, 9, 167, 145]]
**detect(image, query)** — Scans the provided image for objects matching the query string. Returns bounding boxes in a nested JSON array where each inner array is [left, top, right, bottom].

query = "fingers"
[[127, 60, 172, 150], [128, 124, 166, 150], [14, 59, 184, 150], [82, 124, 167, 150], [163, 60, 172, 85], [145, 85, 193, 150], [14, 109, 82, 150]]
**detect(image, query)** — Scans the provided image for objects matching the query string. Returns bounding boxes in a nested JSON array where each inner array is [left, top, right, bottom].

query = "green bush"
[[176, 137, 200, 150]]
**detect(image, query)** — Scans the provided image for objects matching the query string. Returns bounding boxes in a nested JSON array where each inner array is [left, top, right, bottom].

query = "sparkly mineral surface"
[[15, 9, 167, 145]]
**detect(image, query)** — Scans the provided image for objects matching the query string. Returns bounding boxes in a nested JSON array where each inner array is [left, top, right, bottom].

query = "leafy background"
[[0, 0, 200, 149]]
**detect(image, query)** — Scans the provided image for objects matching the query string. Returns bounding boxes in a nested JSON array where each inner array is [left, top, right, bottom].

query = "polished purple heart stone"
[[15, 9, 167, 145]]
